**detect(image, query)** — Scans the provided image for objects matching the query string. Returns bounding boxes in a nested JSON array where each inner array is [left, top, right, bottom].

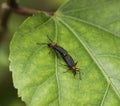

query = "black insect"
[[62, 54, 81, 79], [37, 35, 68, 56], [37, 35, 81, 79], [47, 42, 68, 56]]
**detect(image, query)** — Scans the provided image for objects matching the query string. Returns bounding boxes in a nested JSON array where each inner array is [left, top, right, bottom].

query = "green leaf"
[[9, 0, 120, 106]]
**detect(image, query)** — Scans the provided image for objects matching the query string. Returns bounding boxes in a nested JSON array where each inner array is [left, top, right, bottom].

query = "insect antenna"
[[47, 35, 53, 42], [36, 42, 48, 46]]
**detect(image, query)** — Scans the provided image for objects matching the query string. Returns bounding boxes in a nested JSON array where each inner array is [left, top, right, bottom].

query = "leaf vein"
[[57, 17, 120, 100], [60, 14, 120, 38]]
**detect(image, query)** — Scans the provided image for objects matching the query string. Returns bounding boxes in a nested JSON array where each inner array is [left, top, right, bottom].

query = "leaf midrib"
[[54, 20, 61, 106]]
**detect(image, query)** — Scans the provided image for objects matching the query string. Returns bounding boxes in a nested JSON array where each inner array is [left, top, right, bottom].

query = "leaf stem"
[[0, 0, 54, 44]]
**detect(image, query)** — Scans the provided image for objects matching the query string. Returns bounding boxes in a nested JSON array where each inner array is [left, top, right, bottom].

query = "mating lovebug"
[[62, 54, 81, 79], [37, 35, 81, 79], [37, 35, 68, 56]]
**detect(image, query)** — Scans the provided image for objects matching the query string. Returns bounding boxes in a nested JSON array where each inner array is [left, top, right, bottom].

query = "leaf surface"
[[9, 0, 120, 106]]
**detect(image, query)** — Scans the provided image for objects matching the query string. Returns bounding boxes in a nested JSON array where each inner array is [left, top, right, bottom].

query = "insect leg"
[[58, 62, 67, 66], [63, 70, 69, 73], [77, 69, 81, 80], [75, 61, 78, 65]]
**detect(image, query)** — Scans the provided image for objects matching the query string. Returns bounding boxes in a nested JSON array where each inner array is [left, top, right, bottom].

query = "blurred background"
[[0, 0, 63, 106]]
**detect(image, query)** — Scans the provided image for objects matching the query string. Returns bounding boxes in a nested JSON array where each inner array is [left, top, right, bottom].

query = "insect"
[[62, 54, 81, 79], [37, 35, 81, 79], [37, 35, 68, 56], [47, 42, 68, 56]]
